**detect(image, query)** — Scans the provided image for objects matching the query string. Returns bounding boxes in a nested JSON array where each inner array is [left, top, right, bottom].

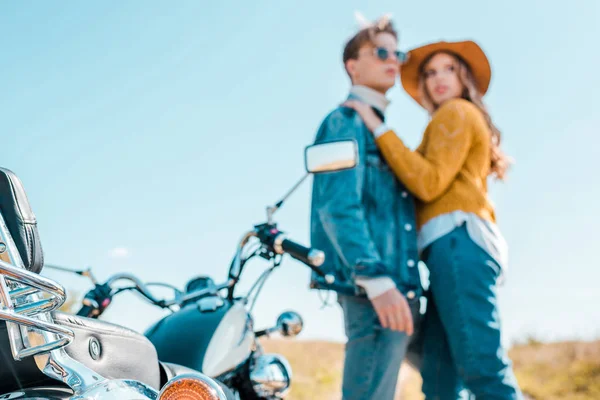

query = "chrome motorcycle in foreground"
[[52, 139, 358, 399], [0, 167, 232, 399]]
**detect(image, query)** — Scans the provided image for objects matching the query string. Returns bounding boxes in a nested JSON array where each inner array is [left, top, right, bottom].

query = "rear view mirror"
[[304, 140, 358, 174]]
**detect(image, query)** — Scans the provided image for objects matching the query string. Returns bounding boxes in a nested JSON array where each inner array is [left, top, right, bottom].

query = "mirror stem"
[[267, 173, 310, 224], [45, 264, 98, 285]]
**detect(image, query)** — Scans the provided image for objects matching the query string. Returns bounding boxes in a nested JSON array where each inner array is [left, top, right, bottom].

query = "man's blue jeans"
[[338, 294, 411, 400], [420, 224, 523, 400]]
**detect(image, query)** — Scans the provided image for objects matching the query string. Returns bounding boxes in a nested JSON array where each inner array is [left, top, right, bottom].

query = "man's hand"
[[371, 288, 414, 335], [342, 100, 384, 132]]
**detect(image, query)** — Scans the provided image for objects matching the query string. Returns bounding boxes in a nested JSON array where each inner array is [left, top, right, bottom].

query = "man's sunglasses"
[[373, 47, 408, 63]]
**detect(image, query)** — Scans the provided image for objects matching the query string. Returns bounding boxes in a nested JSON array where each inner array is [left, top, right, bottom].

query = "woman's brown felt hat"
[[400, 40, 492, 106]]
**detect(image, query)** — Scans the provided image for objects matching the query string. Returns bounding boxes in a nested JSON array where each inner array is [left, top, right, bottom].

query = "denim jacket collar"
[[349, 85, 390, 114]]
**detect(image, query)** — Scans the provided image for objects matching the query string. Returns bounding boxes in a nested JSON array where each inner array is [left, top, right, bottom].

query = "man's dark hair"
[[343, 18, 398, 68]]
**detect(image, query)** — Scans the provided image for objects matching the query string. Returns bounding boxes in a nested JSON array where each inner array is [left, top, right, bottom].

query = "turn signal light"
[[158, 374, 226, 400]]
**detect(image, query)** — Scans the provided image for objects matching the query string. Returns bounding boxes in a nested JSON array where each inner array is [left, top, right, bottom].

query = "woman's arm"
[[345, 99, 475, 202]]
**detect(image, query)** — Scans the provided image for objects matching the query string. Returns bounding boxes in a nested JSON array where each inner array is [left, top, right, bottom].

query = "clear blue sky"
[[1, 1, 598, 345]]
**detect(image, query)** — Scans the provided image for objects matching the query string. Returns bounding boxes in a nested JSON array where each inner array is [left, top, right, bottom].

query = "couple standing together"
[[309, 16, 524, 400]]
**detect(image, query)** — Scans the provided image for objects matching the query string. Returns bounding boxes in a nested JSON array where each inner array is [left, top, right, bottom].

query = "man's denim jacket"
[[309, 104, 422, 299]]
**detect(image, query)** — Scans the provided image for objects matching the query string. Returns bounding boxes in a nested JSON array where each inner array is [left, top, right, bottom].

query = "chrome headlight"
[[249, 354, 292, 398]]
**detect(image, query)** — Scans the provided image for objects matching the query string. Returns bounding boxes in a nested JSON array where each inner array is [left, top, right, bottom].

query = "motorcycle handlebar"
[[277, 237, 324, 268], [248, 225, 335, 284], [163, 280, 234, 307], [278, 236, 333, 284], [78, 225, 333, 317], [99, 273, 233, 308], [105, 273, 165, 306], [265, 229, 333, 283]]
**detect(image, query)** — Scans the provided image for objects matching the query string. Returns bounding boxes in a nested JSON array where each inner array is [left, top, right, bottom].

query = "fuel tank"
[[145, 295, 255, 378]]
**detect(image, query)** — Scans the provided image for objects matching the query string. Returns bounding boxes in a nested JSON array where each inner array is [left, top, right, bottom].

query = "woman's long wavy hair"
[[417, 51, 511, 180]]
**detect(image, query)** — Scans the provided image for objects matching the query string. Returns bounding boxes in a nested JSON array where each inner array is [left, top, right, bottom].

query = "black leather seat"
[[0, 167, 43, 273]]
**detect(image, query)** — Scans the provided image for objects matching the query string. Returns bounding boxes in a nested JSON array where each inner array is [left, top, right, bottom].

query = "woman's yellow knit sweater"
[[376, 98, 496, 229]]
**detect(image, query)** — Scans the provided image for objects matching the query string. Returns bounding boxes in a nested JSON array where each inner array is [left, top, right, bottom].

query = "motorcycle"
[[49, 139, 359, 399], [0, 167, 233, 399]]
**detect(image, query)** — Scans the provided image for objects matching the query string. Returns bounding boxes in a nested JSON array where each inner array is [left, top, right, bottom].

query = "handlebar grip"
[[281, 240, 334, 284], [255, 225, 335, 284], [280, 238, 325, 268]]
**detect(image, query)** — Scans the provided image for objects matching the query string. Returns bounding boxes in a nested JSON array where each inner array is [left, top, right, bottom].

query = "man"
[[309, 17, 423, 400]]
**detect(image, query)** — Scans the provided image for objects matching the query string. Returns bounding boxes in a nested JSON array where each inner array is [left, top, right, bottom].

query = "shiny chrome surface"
[[106, 273, 164, 304], [323, 273, 336, 285], [0, 387, 74, 399], [230, 230, 258, 279], [0, 212, 74, 360], [275, 311, 303, 338], [0, 259, 74, 359], [70, 379, 158, 399], [246, 265, 277, 313], [8, 285, 38, 300], [0, 384, 155, 400], [0, 213, 107, 395], [249, 354, 292, 399], [306, 249, 325, 267]]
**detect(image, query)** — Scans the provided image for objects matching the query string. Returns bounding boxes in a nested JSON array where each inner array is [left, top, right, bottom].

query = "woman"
[[344, 41, 523, 399]]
